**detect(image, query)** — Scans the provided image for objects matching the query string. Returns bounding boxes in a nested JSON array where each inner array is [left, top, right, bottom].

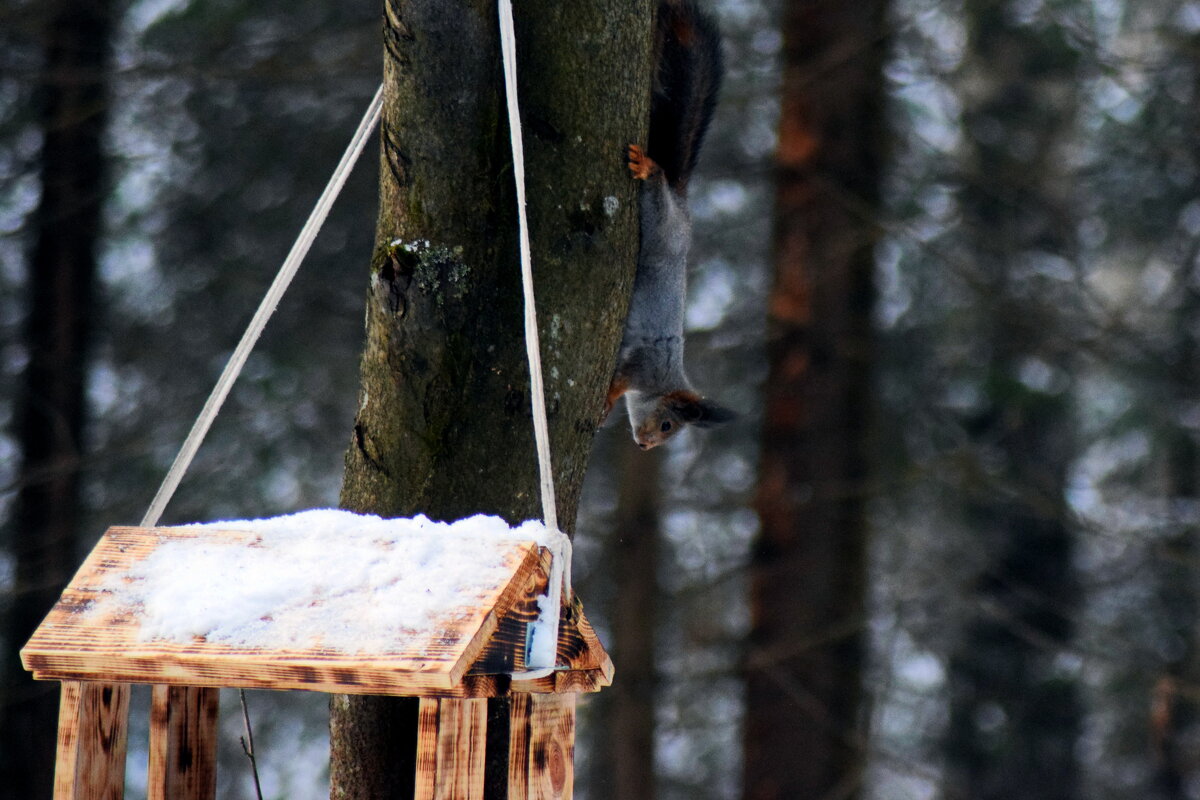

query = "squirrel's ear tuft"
[[692, 399, 736, 428], [667, 394, 735, 427], [666, 392, 705, 424]]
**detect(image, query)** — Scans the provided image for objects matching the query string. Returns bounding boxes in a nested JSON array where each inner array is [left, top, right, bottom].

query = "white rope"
[[499, 0, 572, 678], [499, 0, 560, 538], [141, 21, 563, 673], [140, 84, 384, 528]]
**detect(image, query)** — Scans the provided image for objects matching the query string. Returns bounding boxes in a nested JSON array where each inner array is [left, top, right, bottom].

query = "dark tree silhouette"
[[943, 4, 1083, 797], [744, 2, 887, 798], [0, 0, 114, 794]]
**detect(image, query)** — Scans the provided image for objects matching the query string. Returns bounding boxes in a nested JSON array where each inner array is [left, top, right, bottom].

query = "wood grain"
[[468, 549, 551, 676], [22, 527, 546, 696], [557, 595, 614, 678], [25, 527, 613, 698], [415, 697, 488, 800], [147, 685, 219, 800], [508, 693, 575, 800], [470, 582, 614, 692], [53, 681, 129, 800]]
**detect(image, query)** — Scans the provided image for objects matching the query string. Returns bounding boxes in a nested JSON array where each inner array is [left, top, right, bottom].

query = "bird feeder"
[[22, 517, 611, 799], [20, 6, 608, 796]]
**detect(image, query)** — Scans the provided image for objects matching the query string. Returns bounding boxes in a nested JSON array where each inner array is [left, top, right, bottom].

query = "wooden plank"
[[53, 681, 130, 800], [508, 693, 575, 800], [541, 669, 611, 695], [31, 664, 613, 700], [147, 685, 219, 800], [22, 526, 546, 697], [468, 549, 551, 675], [504, 593, 614, 695], [508, 695, 532, 799], [556, 595, 613, 678], [31, 659, 496, 698], [469, 581, 614, 692], [415, 697, 488, 800]]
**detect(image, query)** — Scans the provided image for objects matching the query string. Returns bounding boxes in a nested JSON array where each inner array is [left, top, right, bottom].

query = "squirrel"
[[604, 0, 734, 449]]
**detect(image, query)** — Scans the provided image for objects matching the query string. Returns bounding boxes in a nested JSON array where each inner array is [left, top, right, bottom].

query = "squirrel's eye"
[[660, 420, 673, 433]]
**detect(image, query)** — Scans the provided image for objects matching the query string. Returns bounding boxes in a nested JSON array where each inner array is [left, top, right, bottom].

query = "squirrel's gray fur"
[[607, 0, 734, 449]]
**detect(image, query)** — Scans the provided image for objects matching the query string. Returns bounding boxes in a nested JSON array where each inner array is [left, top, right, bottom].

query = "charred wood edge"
[[468, 548, 551, 675], [32, 667, 609, 700], [148, 685, 219, 799], [468, 550, 612, 682]]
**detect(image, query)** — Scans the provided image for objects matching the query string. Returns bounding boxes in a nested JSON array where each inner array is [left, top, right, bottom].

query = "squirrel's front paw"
[[627, 144, 659, 181], [603, 374, 630, 421]]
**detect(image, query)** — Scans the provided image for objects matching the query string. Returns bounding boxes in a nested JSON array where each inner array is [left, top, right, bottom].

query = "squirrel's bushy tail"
[[649, 0, 723, 190]]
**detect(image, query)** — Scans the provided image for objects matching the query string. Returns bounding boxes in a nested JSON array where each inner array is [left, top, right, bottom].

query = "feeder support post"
[[52, 682, 129, 800]]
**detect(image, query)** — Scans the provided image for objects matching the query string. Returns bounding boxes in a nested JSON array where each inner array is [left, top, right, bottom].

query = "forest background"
[[2, 0, 1198, 798]]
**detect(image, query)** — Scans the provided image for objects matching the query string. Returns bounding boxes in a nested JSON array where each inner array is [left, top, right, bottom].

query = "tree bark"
[[744, 2, 886, 799], [0, 0, 113, 794], [610, 444, 661, 800], [330, 1, 652, 796]]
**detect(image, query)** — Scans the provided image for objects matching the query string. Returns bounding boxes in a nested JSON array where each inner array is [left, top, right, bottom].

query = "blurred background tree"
[[939, 2, 1084, 796], [6, 0, 1200, 798], [1, 0, 377, 795], [0, 0, 115, 793], [743, 2, 885, 799]]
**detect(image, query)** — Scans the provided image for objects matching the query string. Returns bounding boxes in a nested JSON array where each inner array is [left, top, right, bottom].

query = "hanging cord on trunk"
[[498, 0, 572, 677]]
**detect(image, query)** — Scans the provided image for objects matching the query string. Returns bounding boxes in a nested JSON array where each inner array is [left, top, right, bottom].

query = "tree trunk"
[[744, 2, 886, 799], [942, 4, 1083, 798], [1150, 232, 1200, 800], [329, 1, 652, 796], [1147, 36, 1200, 799], [0, 0, 113, 794], [610, 444, 661, 800]]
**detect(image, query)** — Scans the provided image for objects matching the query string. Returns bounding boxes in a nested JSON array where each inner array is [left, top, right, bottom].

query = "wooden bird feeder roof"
[[22, 523, 612, 698]]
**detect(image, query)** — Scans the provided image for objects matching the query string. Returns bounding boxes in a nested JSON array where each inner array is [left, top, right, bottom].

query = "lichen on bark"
[[340, 0, 653, 528], [330, 1, 653, 796]]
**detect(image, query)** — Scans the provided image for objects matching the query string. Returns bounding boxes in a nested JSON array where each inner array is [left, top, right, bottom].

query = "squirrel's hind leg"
[[628, 144, 662, 181]]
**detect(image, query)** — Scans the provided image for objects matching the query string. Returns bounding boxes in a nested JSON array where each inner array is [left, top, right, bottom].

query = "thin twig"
[[239, 689, 265, 800]]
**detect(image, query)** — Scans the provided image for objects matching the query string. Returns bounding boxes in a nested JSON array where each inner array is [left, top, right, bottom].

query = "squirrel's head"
[[631, 389, 735, 449]]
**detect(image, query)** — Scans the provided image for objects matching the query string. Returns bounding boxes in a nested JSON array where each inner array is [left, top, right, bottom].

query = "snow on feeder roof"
[[22, 512, 610, 698]]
